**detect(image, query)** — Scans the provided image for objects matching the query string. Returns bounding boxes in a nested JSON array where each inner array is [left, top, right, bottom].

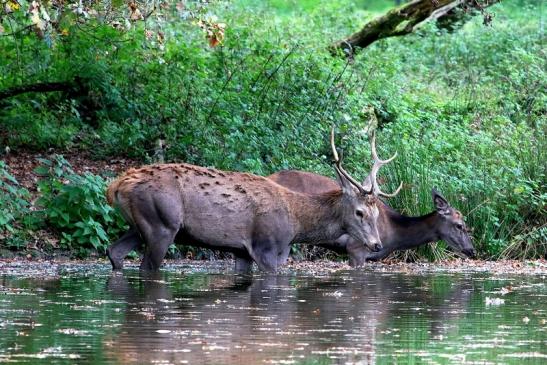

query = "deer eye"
[[356, 209, 364, 218], [456, 224, 464, 230]]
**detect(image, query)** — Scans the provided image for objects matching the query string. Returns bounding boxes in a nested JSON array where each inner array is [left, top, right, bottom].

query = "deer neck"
[[380, 206, 440, 250], [288, 190, 346, 244]]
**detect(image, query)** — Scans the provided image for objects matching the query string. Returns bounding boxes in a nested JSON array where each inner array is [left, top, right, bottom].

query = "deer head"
[[330, 128, 382, 252], [432, 189, 475, 258]]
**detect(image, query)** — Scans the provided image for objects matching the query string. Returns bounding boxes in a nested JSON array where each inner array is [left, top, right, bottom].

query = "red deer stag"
[[105, 129, 386, 272], [268, 135, 475, 266]]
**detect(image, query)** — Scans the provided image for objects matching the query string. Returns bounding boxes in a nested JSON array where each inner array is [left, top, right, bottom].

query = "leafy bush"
[[0, 162, 34, 248], [35, 156, 127, 257]]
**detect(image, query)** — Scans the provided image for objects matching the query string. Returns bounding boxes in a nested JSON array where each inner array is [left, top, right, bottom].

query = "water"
[[0, 262, 545, 364]]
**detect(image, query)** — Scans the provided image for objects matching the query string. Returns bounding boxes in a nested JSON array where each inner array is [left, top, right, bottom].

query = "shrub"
[[35, 156, 127, 257], [0, 162, 34, 249]]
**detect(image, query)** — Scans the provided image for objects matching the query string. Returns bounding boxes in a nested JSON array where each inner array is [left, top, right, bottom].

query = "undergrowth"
[[0, 0, 545, 259]]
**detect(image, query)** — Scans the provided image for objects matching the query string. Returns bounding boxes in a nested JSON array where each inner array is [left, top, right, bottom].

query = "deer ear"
[[335, 165, 356, 196], [432, 188, 451, 215]]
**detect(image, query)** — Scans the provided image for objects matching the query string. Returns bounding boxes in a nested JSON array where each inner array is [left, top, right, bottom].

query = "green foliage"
[[0, 0, 545, 259], [0, 162, 34, 248], [35, 155, 127, 257]]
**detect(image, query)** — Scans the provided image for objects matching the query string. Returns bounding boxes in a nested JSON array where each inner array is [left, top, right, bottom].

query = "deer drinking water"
[[105, 129, 391, 272], [268, 135, 475, 266]]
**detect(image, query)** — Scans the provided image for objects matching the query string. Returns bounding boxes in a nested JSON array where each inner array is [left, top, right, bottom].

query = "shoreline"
[[0, 258, 546, 276]]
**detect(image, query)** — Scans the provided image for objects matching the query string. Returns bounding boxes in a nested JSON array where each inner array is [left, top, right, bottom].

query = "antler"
[[330, 127, 371, 195], [362, 131, 403, 198]]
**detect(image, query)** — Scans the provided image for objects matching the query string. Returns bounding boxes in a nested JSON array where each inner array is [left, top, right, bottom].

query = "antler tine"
[[370, 131, 378, 161], [371, 131, 397, 165], [330, 127, 340, 163], [380, 151, 398, 164], [363, 131, 403, 197], [330, 126, 370, 195], [362, 132, 381, 192], [378, 181, 403, 198]]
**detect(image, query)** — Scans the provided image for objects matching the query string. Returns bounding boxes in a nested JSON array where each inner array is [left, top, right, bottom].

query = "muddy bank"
[[286, 259, 547, 275], [0, 258, 546, 277]]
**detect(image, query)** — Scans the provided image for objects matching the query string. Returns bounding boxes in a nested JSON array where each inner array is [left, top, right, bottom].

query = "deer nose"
[[372, 243, 382, 252]]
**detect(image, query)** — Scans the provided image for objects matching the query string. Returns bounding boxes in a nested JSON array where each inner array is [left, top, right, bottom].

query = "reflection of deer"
[[104, 272, 474, 364], [104, 273, 301, 364]]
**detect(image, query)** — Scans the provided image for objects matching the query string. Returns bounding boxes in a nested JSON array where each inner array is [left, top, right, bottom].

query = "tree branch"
[[0, 81, 75, 101], [331, 0, 500, 57]]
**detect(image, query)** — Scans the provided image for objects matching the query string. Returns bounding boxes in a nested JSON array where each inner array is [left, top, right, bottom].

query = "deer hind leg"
[[107, 229, 143, 270], [140, 230, 177, 271], [277, 245, 291, 266], [134, 193, 182, 272], [234, 250, 253, 274]]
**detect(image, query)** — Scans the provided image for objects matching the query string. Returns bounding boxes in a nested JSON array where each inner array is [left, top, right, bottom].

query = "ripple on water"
[[0, 264, 545, 364]]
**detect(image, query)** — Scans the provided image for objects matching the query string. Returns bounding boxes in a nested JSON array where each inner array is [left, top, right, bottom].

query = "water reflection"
[[105, 271, 479, 364], [0, 267, 545, 364]]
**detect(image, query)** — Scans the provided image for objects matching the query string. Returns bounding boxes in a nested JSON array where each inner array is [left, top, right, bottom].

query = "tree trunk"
[[331, 0, 499, 57]]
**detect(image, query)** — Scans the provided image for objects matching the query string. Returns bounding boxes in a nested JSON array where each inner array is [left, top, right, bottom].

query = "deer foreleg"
[[346, 237, 368, 267], [250, 241, 279, 273]]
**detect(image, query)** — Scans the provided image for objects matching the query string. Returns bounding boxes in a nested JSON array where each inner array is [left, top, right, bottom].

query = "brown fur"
[[106, 163, 380, 272], [268, 170, 475, 265]]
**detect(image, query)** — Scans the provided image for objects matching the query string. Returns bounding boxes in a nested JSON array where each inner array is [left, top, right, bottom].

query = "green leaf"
[[90, 236, 100, 249], [33, 166, 50, 176]]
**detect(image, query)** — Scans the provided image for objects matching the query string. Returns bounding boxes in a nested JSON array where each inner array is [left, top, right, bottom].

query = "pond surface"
[[0, 262, 545, 364]]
